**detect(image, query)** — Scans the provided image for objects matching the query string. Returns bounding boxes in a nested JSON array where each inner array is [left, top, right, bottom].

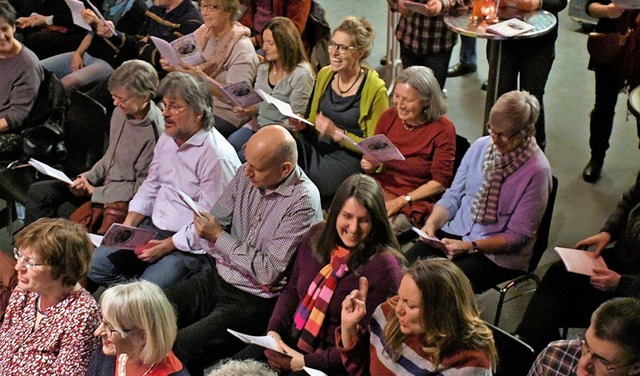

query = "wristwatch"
[[470, 241, 480, 254], [404, 195, 412, 204]]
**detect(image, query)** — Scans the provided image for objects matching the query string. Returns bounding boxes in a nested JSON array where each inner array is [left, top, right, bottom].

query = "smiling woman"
[[235, 174, 403, 375]]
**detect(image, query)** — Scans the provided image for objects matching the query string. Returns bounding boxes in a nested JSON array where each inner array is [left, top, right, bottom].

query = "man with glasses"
[[528, 298, 640, 376], [87, 72, 241, 289]]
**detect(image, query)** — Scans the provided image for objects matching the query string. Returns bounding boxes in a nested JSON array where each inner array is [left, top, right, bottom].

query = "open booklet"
[[209, 80, 263, 108], [28, 158, 73, 184], [411, 227, 448, 254], [340, 133, 405, 162], [151, 34, 205, 68], [101, 224, 157, 250], [486, 18, 535, 37], [256, 89, 313, 126], [554, 247, 608, 276]]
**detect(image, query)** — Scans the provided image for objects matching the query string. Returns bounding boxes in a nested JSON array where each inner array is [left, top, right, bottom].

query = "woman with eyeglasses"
[[161, 0, 258, 138], [289, 16, 388, 206], [338, 258, 496, 375], [24, 60, 164, 232], [0, 218, 100, 375], [405, 90, 552, 293], [85, 280, 189, 376], [361, 66, 456, 235], [234, 174, 403, 375]]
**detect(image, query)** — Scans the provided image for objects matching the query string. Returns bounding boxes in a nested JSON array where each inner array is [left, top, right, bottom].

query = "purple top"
[[438, 136, 552, 271], [267, 223, 403, 373]]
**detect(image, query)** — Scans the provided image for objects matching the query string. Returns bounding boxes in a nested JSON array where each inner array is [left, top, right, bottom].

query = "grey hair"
[[108, 59, 159, 101], [206, 359, 277, 376], [334, 16, 376, 60], [488, 90, 540, 137], [158, 72, 215, 131], [591, 297, 640, 363], [395, 66, 447, 122]]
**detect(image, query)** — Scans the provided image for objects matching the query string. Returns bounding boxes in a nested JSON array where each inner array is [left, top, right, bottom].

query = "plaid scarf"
[[471, 136, 537, 224], [292, 246, 350, 353]]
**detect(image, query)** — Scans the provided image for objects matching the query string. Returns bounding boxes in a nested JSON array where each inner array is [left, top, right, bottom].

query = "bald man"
[[164, 125, 322, 376]]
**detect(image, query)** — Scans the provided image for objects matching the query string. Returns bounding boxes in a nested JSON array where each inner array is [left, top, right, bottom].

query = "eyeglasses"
[[161, 102, 189, 116], [328, 41, 358, 54], [579, 336, 637, 372], [100, 320, 132, 337], [199, 3, 220, 12], [486, 124, 520, 142], [13, 248, 45, 270], [111, 94, 135, 104]]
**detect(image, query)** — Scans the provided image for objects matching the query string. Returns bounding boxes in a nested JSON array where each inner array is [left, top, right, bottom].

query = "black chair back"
[[527, 175, 558, 273], [486, 321, 536, 376], [454, 134, 471, 175]]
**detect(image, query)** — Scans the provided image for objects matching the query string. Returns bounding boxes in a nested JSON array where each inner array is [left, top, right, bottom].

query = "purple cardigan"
[[438, 136, 552, 271], [267, 223, 403, 373]]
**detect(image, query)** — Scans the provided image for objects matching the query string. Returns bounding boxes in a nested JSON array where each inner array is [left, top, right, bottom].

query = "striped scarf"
[[292, 246, 350, 353], [471, 136, 537, 224]]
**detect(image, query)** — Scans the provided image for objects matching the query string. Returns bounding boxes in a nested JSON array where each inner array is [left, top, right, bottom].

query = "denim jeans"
[[41, 52, 114, 92]]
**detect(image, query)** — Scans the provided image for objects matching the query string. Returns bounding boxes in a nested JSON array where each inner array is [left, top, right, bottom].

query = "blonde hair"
[[100, 281, 177, 364], [489, 90, 540, 138], [383, 259, 497, 370], [333, 16, 375, 60]]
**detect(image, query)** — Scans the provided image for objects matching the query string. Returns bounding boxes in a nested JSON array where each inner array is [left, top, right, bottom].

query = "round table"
[[444, 8, 557, 129]]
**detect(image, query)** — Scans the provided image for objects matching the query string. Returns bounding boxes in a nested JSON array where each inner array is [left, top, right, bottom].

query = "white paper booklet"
[[64, 0, 92, 30], [86, 0, 116, 33], [339, 133, 404, 162], [486, 18, 534, 37], [554, 247, 608, 276], [209, 80, 263, 108], [411, 226, 449, 253], [172, 186, 203, 218], [256, 89, 314, 126], [403, 0, 426, 13], [303, 367, 328, 376], [88, 233, 103, 247], [613, 0, 640, 9], [151, 34, 205, 67], [28, 158, 73, 184], [226, 329, 287, 355]]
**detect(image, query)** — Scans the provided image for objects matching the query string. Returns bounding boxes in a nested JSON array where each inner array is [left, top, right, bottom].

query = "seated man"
[[528, 298, 640, 376], [164, 125, 322, 376], [517, 170, 640, 353], [87, 72, 241, 289]]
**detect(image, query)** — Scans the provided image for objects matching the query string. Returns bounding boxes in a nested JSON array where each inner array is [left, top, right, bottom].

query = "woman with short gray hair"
[[406, 90, 552, 294], [361, 66, 456, 234]]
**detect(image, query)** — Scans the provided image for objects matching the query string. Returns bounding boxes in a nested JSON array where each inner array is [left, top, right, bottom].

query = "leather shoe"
[[481, 80, 488, 91], [583, 159, 603, 183], [447, 63, 477, 77]]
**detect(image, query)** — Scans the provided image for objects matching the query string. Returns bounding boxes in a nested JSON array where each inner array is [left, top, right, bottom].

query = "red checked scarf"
[[471, 136, 537, 224], [292, 246, 350, 353]]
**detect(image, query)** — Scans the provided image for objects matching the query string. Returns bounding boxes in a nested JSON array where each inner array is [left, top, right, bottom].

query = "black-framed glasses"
[[328, 41, 358, 54], [101, 320, 132, 337], [486, 124, 520, 141], [13, 248, 45, 270], [579, 336, 638, 372]]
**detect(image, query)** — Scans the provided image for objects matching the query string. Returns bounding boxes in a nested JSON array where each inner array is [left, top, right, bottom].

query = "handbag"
[[69, 200, 129, 235], [98, 201, 129, 235], [587, 31, 629, 64]]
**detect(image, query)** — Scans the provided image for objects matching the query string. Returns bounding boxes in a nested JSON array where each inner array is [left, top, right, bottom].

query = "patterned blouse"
[[0, 287, 101, 375]]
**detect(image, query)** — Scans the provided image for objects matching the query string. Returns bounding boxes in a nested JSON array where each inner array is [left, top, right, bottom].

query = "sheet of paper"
[[64, 0, 92, 31], [172, 186, 203, 218], [257, 89, 314, 126], [150, 36, 180, 68], [226, 329, 287, 355], [486, 18, 534, 37], [411, 227, 449, 254], [613, 0, 640, 9], [358, 134, 405, 161], [303, 367, 328, 376], [88, 233, 103, 247], [339, 132, 359, 148], [86, 0, 116, 34], [28, 158, 73, 184], [403, 0, 426, 13], [554, 247, 608, 276]]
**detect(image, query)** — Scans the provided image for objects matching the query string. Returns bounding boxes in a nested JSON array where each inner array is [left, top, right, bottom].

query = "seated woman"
[[290, 16, 388, 204], [405, 90, 552, 293], [41, 0, 148, 92], [227, 16, 314, 161], [13, 0, 85, 59], [24, 59, 164, 230], [235, 174, 403, 375], [0, 1, 44, 138], [338, 258, 496, 375], [162, 0, 258, 138], [0, 218, 100, 375], [361, 66, 456, 234], [85, 280, 189, 376]]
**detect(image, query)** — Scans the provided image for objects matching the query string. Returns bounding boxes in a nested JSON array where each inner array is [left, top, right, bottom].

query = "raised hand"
[[340, 276, 369, 347]]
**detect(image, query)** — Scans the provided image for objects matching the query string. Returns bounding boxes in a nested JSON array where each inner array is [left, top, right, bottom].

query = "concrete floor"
[[2, 1, 639, 335]]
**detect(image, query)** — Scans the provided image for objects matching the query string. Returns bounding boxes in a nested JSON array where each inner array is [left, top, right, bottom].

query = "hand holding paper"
[[257, 89, 313, 126], [28, 158, 73, 184]]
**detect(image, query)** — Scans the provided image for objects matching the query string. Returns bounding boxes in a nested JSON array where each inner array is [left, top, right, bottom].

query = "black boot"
[[583, 158, 604, 183]]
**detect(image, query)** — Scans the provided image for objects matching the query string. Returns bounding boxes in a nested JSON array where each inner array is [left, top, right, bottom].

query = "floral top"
[[0, 287, 101, 375]]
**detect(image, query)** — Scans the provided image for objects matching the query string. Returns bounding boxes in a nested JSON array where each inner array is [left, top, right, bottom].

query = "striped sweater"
[[337, 300, 493, 376]]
